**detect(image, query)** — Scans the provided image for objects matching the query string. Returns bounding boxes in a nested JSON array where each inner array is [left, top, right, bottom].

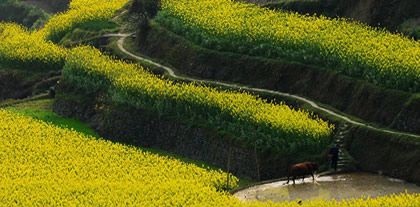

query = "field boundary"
[[114, 33, 420, 140]]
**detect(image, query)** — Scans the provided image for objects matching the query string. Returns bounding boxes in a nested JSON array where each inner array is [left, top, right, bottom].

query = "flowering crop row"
[[0, 0, 419, 205], [2, 0, 334, 154], [0, 0, 129, 70], [0, 23, 66, 71], [157, 0, 420, 92], [63, 46, 334, 154], [1, 110, 419, 206], [0, 110, 238, 206], [36, 0, 129, 42], [1, 0, 333, 155]]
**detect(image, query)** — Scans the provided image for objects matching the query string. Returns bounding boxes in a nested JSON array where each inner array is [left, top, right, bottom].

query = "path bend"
[[113, 33, 420, 139]]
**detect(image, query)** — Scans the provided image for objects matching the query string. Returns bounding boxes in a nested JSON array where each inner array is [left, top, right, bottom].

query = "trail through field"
[[234, 172, 420, 202], [112, 33, 420, 139]]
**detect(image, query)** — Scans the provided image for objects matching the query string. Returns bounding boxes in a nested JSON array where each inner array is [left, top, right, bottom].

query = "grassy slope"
[[6, 99, 99, 137], [58, 20, 119, 47]]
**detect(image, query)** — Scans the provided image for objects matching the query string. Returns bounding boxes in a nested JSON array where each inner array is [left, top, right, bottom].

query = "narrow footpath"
[[109, 33, 420, 140]]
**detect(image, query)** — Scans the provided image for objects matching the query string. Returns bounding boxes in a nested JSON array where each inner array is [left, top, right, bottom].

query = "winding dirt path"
[[112, 33, 420, 139]]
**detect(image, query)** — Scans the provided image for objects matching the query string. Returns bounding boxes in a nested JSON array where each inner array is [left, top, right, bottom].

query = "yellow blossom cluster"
[[36, 0, 129, 41], [0, 0, 129, 70], [0, 0, 419, 205], [63, 46, 334, 154], [0, 110, 238, 205], [0, 110, 419, 206], [158, 0, 420, 92], [0, 23, 66, 70]]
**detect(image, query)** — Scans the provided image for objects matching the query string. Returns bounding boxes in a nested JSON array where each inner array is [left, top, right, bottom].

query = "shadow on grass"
[[6, 99, 99, 138]]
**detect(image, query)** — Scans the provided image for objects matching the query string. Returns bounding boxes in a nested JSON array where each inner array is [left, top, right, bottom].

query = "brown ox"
[[286, 161, 319, 185]]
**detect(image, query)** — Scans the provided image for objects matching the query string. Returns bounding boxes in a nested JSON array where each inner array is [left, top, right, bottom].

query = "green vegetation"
[[57, 20, 119, 47], [1, 109, 419, 207], [6, 99, 99, 137], [400, 19, 420, 40], [22, 0, 69, 14], [130, 0, 160, 17], [0, 0, 49, 29], [0, 110, 240, 205], [70, 20, 118, 32], [0, 0, 419, 206], [157, 0, 420, 93], [260, 0, 322, 14], [0, 23, 66, 71], [63, 46, 333, 155], [37, 0, 129, 42]]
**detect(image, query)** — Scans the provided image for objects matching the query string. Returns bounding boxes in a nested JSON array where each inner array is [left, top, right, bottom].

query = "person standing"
[[328, 144, 339, 171], [48, 86, 56, 98]]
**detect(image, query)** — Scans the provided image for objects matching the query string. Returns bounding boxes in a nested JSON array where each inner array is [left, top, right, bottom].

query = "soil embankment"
[[129, 24, 420, 184], [53, 80, 331, 181], [349, 126, 420, 184], [137, 24, 420, 134], [241, 0, 420, 39], [0, 69, 59, 101], [22, 0, 69, 14]]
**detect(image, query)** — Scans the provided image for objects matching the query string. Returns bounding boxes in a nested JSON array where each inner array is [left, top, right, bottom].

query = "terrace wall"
[[53, 81, 324, 181], [0, 69, 58, 101], [349, 126, 420, 185], [134, 24, 420, 184], [136, 24, 420, 134], [53, 73, 420, 185], [241, 0, 419, 38]]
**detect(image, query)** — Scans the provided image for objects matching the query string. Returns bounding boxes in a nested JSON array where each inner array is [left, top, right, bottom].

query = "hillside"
[[241, 0, 420, 39], [22, 0, 69, 13], [132, 0, 420, 182], [0, 0, 419, 205]]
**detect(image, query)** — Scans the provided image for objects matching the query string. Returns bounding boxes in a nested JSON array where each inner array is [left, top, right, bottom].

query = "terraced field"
[[63, 46, 333, 154], [0, 110, 418, 207], [157, 0, 420, 92], [0, 0, 334, 155], [0, 23, 65, 70], [0, 0, 419, 206], [36, 0, 128, 41], [0, 110, 237, 205]]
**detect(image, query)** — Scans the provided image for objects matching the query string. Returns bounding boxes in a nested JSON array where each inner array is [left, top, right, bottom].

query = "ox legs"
[[287, 176, 296, 185], [286, 175, 296, 185]]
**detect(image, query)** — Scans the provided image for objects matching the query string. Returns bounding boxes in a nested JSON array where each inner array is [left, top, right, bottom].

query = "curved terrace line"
[[111, 33, 420, 139]]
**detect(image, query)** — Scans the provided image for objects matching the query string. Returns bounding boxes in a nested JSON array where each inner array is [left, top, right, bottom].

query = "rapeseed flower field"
[[0, 110, 418, 206], [63, 46, 334, 154], [0, 0, 419, 205], [158, 0, 420, 92], [0, 0, 334, 154], [0, 23, 66, 70], [36, 0, 129, 41]]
